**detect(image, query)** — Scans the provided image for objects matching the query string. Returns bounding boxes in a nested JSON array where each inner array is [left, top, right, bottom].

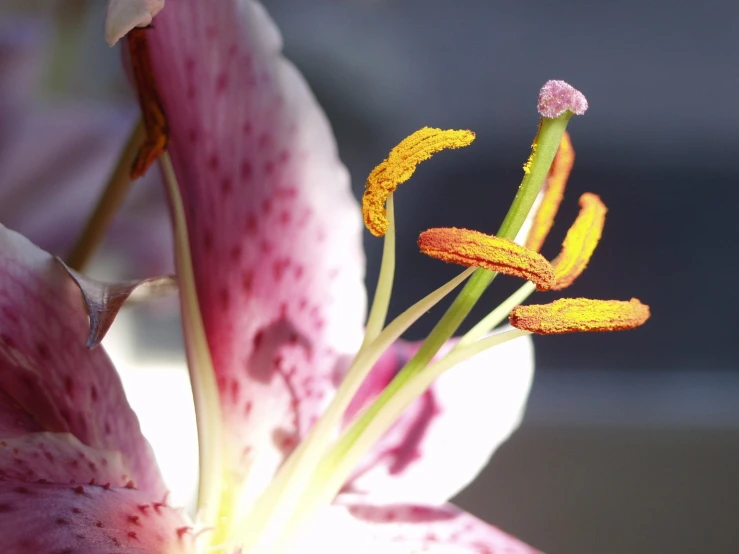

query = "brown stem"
[[65, 119, 146, 271]]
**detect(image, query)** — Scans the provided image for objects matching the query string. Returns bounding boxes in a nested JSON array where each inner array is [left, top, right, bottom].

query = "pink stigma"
[[538, 80, 588, 118]]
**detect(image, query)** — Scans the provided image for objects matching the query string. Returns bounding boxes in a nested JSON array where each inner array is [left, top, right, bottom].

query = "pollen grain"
[[551, 192, 607, 290], [510, 297, 650, 334], [525, 132, 574, 252], [363, 127, 475, 236], [418, 227, 555, 291]]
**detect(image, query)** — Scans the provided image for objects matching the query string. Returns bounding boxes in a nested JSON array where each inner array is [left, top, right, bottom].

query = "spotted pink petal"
[[299, 498, 542, 553], [0, 225, 194, 550], [0, 224, 164, 495], [344, 333, 534, 504], [0, 480, 195, 553], [145, 0, 365, 488]]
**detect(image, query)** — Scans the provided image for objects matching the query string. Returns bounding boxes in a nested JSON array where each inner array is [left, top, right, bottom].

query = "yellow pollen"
[[509, 297, 650, 334], [363, 127, 475, 237], [522, 142, 537, 175], [418, 227, 555, 291], [551, 192, 607, 290], [525, 132, 574, 252]]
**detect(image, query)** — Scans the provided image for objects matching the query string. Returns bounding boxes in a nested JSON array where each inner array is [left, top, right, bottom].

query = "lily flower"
[[124, 1, 541, 551], [0, 2, 649, 554]]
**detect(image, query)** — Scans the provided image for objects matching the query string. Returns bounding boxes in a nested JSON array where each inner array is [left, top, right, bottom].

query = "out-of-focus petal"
[[0, 15, 172, 277], [345, 333, 534, 504], [0, 224, 164, 495], [298, 499, 541, 553], [105, 0, 166, 46], [0, 480, 195, 553], [0, 17, 46, 144], [0, 102, 173, 276], [145, 0, 365, 495], [57, 260, 177, 348], [0, 432, 139, 486]]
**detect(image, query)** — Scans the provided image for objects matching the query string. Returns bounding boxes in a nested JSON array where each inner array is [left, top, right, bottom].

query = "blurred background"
[[1, 0, 738, 552]]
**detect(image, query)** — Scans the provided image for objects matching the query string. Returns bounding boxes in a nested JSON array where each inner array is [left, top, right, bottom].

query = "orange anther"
[[418, 227, 555, 291], [509, 297, 650, 334], [524, 132, 574, 252], [551, 193, 607, 290], [128, 28, 169, 179], [363, 127, 475, 236]]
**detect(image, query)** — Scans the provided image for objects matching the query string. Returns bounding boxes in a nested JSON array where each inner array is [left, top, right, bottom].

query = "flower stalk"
[[65, 119, 146, 271]]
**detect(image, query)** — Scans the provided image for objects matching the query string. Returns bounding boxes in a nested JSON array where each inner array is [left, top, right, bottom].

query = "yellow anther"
[[525, 132, 574, 252], [418, 227, 555, 291], [551, 193, 607, 290], [509, 297, 650, 334], [363, 127, 475, 237]]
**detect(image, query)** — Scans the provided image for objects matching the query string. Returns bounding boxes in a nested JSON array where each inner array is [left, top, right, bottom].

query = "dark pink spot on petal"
[[216, 73, 229, 93], [241, 160, 253, 180], [241, 270, 253, 294], [258, 133, 271, 150], [245, 213, 257, 235]]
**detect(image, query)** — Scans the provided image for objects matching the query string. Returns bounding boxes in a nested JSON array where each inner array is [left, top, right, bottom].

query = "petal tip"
[[104, 0, 165, 46], [537, 80, 588, 118]]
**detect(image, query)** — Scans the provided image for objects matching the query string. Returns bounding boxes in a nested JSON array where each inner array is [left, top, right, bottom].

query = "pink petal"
[[0, 17, 46, 140], [345, 333, 534, 504], [299, 499, 541, 553], [145, 0, 365, 484], [0, 480, 195, 553], [0, 17, 172, 277], [57, 261, 177, 348], [0, 432, 141, 487], [105, 0, 166, 46], [0, 224, 165, 495], [0, 102, 173, 277]]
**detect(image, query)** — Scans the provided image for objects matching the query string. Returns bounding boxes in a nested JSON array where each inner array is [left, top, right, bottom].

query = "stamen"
[[362, 194, 396, 346], [275, 327, 531, 554], [160, 153, 224, 527], [509, 297, 650, 334], [362, 127, 475, 236], [456, 280, 536, 348], [525, 132, 574, 252], [418, 227, 555, 291], [229, 267, 475, 553], [551, 193, 607, 290], [128, 27, 169, 178]]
